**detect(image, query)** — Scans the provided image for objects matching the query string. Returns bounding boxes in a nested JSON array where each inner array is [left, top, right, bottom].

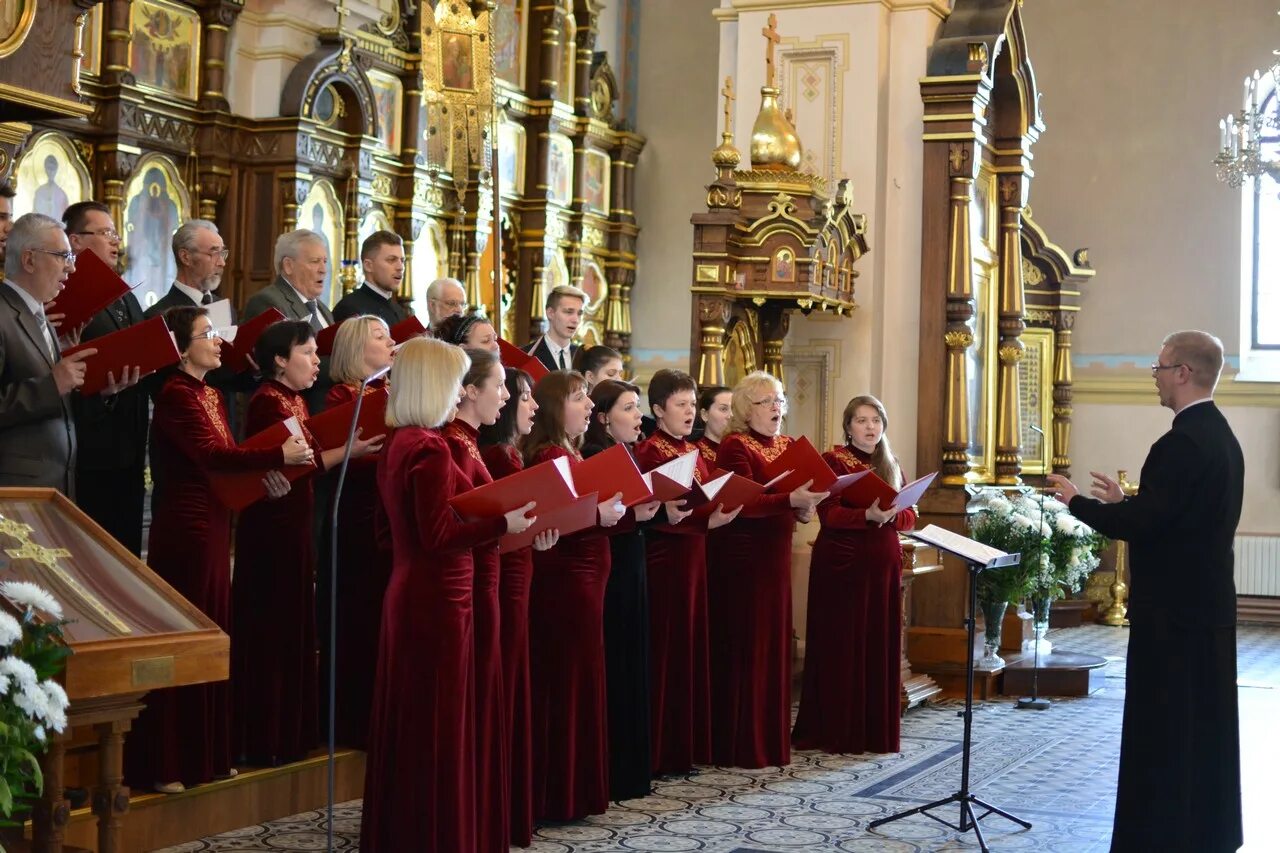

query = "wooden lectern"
[[0, 489, 228, 853]]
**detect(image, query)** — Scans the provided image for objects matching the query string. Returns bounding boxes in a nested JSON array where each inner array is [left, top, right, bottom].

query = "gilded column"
[[102, 0, 132, 85], [994, 174, 1027, 484], [533, 2, 564, 101], [198, 1, 241, 111], [696, 296, 731, 386], [760, 307, 789, 383], [942, 142, 977, 484], [1051, 311, 1075, 476]]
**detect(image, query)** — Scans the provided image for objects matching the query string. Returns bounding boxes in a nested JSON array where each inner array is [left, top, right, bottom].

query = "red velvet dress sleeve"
[[409, 431, 506, 552], [153, 374, 284, 471], [718, 434, 792, 516]]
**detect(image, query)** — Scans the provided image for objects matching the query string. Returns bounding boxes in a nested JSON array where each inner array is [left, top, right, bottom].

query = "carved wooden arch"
[[279, 41, 379, 140]]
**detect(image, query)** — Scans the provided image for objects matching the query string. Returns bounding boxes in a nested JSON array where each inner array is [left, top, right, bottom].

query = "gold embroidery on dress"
[[200, 387, 232, 445], [831, 445, 871, 473], [445, 422, 485, 463], [739, 433, 791, 464], [263, 384, 315, 445], [697, 439, 718, 465], [651, 433, 703, 484]]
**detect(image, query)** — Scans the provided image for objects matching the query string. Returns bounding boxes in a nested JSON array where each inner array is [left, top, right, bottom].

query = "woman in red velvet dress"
[[694, 384, 731, 466], [232, 321, 381, 767], [794, 395, 917, 755], [633, 370, 738, 776], [442, 347, 521, 853], [708, 371, 828, 768], [524, 371, 624, 820], [361, 338, 535, 852], [126, 307, 311, 793], [478, 368, 557, 847], [319, 315, 395, 749]]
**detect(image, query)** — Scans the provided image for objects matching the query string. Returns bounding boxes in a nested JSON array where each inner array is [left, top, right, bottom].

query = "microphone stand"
[[1016, 424, 1051, 711], [326, 363, 391, 852]]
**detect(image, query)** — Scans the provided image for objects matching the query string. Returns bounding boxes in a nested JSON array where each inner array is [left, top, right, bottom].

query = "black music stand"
[[868, 529, 1032, 852]]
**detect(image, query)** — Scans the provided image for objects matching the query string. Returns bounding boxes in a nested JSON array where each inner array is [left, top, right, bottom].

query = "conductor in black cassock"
[[1049, 330, 1244, 853]]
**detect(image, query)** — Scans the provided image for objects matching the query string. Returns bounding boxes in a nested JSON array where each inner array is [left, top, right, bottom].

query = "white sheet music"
[[910, 524, 1007, 565]]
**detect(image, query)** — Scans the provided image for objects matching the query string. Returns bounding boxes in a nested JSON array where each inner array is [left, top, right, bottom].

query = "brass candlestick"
[[1101, 469, 1138, 627]]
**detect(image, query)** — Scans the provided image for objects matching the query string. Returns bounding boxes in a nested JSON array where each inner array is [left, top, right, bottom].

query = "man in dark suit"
[[524, 284, 587, 372], [332, 230, 409, 327], [242, 229, 336, 413], [1049, 330, 1244, 853], [0, 214, 98, 495], [62, 202, 149, 555]]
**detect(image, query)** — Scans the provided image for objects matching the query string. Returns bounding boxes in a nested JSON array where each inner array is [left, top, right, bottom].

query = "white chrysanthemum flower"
[[0, 673, 9, 697], [32, 725, 44, 742], [0, 656, 38, 689], [1011, 513, 1037, 530], [0, 581, 62, 620], [14, 680, 50, 723], [0, 611, 22, 646], [40, 682, 67, 732], [1042, 497, 1069, 514], [987, 496, 1012, 514]]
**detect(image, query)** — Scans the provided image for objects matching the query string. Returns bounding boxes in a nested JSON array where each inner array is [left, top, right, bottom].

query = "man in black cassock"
[[1049, 329, 1244, 853]]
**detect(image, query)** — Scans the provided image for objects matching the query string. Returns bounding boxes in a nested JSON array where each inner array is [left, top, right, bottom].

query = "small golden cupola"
[[749, 14, 802, 171]]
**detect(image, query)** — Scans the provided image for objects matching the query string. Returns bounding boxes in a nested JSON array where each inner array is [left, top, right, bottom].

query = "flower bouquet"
[[966, 488, 1042, 668]]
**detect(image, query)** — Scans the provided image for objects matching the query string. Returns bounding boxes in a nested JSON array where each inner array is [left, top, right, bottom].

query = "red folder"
[[210, 416, 316, 511], [841, 470, 938, 512], [571, 443, 653, 507], [685, 470, 765, 515], [641, 450, 699, 501], [497, 338, 549, 382], [222, 308, 286, 374], [450, 455, 578, 519], [303, 386, 390, 451], [315, 315, 427, 357], [314, 321, 342, 356], [762, 436, 840, 494], [62, 316, 180, 396], [48, 250, 130, 332], [499, 492, 600, 554]]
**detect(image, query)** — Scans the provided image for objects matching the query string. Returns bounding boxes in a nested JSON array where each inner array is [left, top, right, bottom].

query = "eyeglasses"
[[190, 327, 226, 342], [31, 248, 76, 264], [432, 298, 466, 310], [190, 247, 230, 261], [74, 228, 120, 241], [751, 396, 787, 409], [1150, 362, 1190, 376]]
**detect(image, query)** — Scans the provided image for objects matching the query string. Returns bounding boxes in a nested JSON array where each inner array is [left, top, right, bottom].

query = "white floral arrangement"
[[0, 580, 71, 825]]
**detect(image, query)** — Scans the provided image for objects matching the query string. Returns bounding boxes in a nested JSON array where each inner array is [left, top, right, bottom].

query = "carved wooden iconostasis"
[[912, 0, 1096, 632], [0, 0, 645, 362]]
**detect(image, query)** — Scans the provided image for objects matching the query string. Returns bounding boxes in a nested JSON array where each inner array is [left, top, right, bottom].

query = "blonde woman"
[[361, 337, 535, 853], [320, 315, 394, 749], [707, 371, 828, 768]]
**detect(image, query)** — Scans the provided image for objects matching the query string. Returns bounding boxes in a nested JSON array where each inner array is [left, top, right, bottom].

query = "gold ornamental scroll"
[[994, 173, 1027, 484]]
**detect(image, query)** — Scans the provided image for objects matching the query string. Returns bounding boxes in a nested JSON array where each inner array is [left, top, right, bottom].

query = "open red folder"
[[497, 338, 549, 382], [683, 470, 768, 516], [571, 443, 654, 507], [840, 470, 938, 512], [303, 385, 389, 451], [315, 314, 427, 356], [762, 436, 841, 494], [499, 492, 599, 554], [221, 308, 286, 374], [210, 416, 316, 511], [62, 316, 180, 396], [450, 455, 578, 520], [641, 449, 699, 501], [48, 250, 130, 332]]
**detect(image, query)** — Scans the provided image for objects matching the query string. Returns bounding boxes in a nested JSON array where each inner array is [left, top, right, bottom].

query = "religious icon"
[[0, 0, 35, 58], [546, 134, 573, 206], [583, 150, 611, 214], [493, 0, 524, 88], [368, 70, 404, 153], [129, 0, 199, 100], [80, 5, 103, 76], [581, 261, 606, 309], [441, 31, 475, 92], [359, 209, 392, 250], [123, 161, 187, 308], [14, 134, 89, 222], [497, 121, 526, 197], [771, 247, 796, 282], [298, 181, 344, 306]]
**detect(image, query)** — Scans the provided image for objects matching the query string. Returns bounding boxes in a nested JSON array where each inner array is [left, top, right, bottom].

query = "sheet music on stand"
[[910, 524, 1011, 567]]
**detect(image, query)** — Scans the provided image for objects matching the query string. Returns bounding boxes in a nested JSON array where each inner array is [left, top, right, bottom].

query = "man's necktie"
[[558, 349, 569, 371], [201, 291, 214, 306], [304, 300, 324, 332], [36, 313, 57, 361]]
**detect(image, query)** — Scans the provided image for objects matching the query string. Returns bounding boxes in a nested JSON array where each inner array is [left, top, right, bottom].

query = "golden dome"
[[712, 131, 742, 170], [750, 86, 802, 172]]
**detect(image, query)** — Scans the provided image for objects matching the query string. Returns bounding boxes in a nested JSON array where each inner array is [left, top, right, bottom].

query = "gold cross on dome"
[[762, 14, 782, 88], [721, 77, 736, 135]]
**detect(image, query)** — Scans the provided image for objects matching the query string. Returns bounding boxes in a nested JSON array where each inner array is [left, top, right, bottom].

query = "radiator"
[[1235, 535, 1280, 597]]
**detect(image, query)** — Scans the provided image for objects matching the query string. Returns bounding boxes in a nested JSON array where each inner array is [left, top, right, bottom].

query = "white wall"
[[228, 0, 326, 119]]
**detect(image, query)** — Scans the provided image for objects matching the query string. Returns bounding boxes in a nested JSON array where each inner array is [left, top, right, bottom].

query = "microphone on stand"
[[1016, 423, 1052, 711], [326, 362, 392, 850]]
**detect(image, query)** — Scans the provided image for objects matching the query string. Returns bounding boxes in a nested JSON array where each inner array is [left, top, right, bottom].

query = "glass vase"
[[1023, 594, 1054, 657], [977, 599, 1007, 670]]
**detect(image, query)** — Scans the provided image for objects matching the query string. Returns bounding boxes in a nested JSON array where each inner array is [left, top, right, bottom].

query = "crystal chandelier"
[[1214, 21, 1280, 188]]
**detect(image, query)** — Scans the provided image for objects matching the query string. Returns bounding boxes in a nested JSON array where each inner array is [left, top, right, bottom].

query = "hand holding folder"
[[499, 493, 598, 553], [61, 316, 180, 396], [571, 444, 653, 507], [47, 250, 131, 333], [303, 386, 390, 450], [210, 416, 316, 511], [641, 450, 699, 501], [449, 456, 577, 519], [840, 470, 938, 512]]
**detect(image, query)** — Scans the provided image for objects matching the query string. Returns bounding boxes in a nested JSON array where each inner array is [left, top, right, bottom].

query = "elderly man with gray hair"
[[144, 219, 229, 318], [425, 276, 467, 328], [242, 229, 336, 412], [0, 213, 99, 495]]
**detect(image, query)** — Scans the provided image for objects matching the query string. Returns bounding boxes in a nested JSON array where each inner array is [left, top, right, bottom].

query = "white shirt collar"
[[364, 281, 395, 300], [1177, 396, 1214, 414], [545, 337, 572, 359], [4, 279, 47, 318], [172, 280, 206, 306]]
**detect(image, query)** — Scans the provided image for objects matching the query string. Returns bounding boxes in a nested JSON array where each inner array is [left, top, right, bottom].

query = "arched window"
[[1241, 82, 1280, 379]]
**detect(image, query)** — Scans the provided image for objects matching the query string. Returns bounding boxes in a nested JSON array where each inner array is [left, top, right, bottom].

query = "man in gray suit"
[[0, 213, 97, 495], [243, 229, 336, 413]]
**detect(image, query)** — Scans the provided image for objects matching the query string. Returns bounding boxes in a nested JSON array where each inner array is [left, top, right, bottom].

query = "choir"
[[0, 191, 922, 850]]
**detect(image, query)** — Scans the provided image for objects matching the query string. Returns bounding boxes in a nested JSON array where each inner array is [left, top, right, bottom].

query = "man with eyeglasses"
[[61, 201, 149, 556], [1048, 330, 1244, 852], [0, 213, 100, 496], [425, 276, 467, 329], [145, 219, 228, 319]]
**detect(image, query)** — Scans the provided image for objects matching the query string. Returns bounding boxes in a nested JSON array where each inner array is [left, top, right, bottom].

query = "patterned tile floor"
[[155, 622, 1280, 852]]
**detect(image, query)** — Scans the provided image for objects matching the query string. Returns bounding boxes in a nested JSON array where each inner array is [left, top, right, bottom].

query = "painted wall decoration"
[[497, 120, 526, 198], [493, 0, 525, 89], [367, 69, 404, 154], [14, 133, 90, 222], [546, 134, 573, 206], [129, 0, 200, 100], [583, 150, 611, 214], [441, 31, 475, 92], [80, 5, 103, 76], [122, 157, 189, 308], [297, 180, 345, 307], [771, 247, 796, 283]]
